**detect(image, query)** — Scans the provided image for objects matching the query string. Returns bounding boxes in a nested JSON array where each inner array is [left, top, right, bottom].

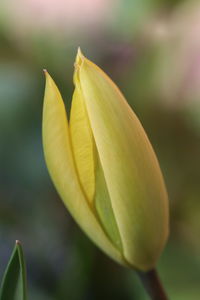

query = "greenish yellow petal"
[[42, 71, 125, 266], [95, 155, 123, 252], [75, 51, 169, 271], [70, 79, 123, 252], [69, 87, 96, 205]]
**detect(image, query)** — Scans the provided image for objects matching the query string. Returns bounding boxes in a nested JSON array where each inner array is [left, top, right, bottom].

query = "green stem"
[[137, 269, 169, 300]]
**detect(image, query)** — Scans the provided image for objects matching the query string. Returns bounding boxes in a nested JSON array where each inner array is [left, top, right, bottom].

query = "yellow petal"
[[95, 155, 123, 251], [70, 80, 123, 252], [42, 71, 124, 266], [75, 51, 169, 271], [69, 86, 96, 205]]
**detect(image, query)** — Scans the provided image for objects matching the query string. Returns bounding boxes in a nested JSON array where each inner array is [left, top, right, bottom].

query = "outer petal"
[[75, 52, 169, 271], [42, 71, 124, 265]]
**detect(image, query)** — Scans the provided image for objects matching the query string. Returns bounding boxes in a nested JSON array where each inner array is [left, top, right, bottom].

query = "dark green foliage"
[[0, 242, 27, 300]]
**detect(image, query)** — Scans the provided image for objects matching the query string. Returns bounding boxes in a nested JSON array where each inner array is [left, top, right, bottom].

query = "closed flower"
[[42, 49, 169, 271]]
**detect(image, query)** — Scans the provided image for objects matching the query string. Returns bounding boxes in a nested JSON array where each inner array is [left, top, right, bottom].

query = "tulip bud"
[[42, 49, 169, 271]]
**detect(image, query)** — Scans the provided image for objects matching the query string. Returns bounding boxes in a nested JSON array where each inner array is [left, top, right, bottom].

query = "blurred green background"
[[0, 0, 200, 299]]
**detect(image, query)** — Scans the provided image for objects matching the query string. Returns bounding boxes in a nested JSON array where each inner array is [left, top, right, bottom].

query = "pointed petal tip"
[[77, 46, 82, 55], [75, 47, 85, 69], [43, 69, 51, 82], [77, 47, 84, 57], [43, 69, 51, 80], [43, 70, 54, 86], [74, 48, 86, 83]]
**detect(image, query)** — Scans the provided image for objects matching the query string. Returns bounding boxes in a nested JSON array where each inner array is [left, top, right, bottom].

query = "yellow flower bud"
[[42, 49, 169, 271]]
